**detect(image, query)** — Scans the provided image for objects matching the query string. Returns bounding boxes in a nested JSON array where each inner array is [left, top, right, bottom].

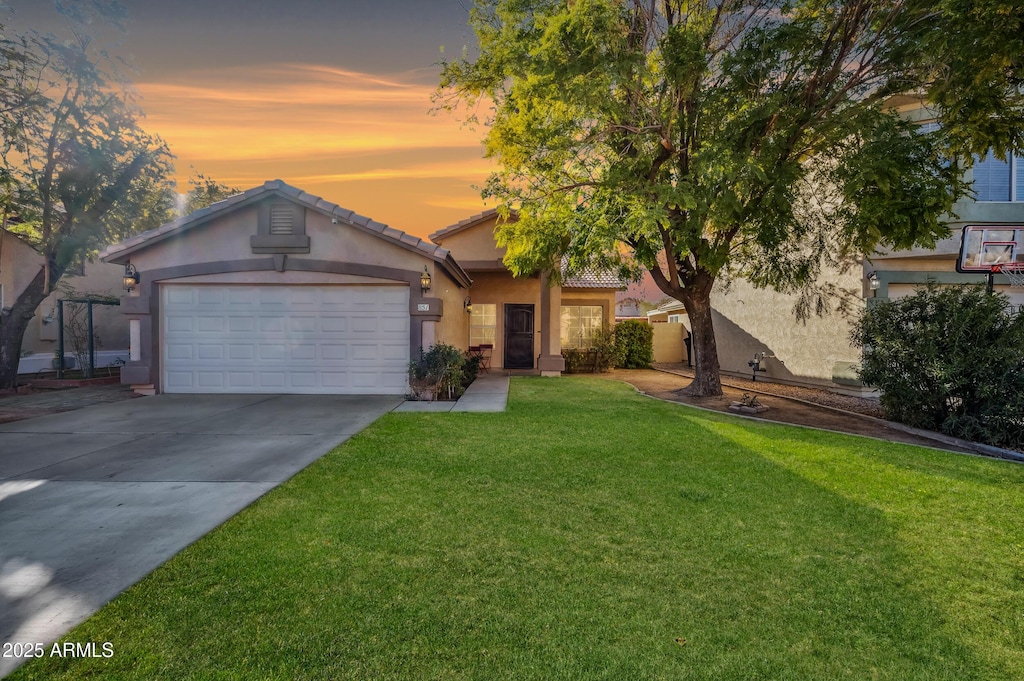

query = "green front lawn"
[[15, 377, 1024, 680]]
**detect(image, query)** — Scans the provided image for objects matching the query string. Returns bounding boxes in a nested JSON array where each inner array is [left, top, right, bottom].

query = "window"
[[470, 303, 496, 346], [973, 150, 1024, 202], [667, 314, 683, 323], [560, 305, 603, 349], [918, 120, 1023, 202]]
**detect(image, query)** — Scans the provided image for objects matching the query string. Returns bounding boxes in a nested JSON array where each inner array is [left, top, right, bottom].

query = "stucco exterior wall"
[[652, 322, 687, 363], [1, 231, 43, 309], [710, 269, 864, 389], [435, 214, 507, 263], [463, 271, 542, 369], [128, 206, 431, 275], [433, 271, 471, 353], [22, 260, 130, 356]]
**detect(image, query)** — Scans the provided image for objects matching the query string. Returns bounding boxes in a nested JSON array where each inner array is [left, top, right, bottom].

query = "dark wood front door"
[[504, 304, 535, 369]]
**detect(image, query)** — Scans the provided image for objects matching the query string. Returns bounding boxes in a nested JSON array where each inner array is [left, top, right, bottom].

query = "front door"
[[504, 304, 534, 369]]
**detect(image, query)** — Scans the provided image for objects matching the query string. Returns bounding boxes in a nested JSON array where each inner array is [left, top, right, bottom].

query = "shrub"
[[852, 284, 1024, 449], [591, 327, 620, 372], [561, 328, 620, 373], [614, 319, 654, 369], [409, 343, 467, 400], [463, 354, 482, 388], [561, 348, 591, 374]]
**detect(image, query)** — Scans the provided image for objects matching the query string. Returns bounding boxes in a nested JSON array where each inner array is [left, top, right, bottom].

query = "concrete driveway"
[[0, 393, 400, 676]]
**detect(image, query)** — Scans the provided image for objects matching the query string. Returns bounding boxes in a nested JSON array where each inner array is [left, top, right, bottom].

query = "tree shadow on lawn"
[[12, 378, 1012, 680], [679, 410, 1024, 680]]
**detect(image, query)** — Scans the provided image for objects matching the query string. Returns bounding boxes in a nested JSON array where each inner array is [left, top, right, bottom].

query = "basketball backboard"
[[957, 225, 1024, 273]]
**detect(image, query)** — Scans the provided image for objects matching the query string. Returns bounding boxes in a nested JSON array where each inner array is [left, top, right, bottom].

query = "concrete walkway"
[[0, 393, 399, 677], [394, 374, 510, 413]]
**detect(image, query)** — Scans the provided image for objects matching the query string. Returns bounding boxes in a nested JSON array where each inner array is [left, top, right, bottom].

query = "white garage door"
[[161, 284, 410, 394]]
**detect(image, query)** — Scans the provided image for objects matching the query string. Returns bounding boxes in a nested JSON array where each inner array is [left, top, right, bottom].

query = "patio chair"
[[478, 344, 492, 373]]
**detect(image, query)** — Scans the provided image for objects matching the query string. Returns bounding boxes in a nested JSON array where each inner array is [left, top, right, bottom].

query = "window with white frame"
[[469, 303, 496, 346], [560, 305, 603, 349]]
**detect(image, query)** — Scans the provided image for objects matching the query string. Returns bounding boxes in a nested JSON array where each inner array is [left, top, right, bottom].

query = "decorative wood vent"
[[269, 204, 294, 235], [251, 199, 310, 254]]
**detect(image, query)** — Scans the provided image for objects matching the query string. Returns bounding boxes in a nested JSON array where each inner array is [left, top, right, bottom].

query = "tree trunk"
[[678, 282, 723, 397], [0, 267, 48, 390], [647, 261, 724, 397]]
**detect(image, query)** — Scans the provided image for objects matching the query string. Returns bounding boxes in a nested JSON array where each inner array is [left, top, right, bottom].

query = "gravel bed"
[[653, 363, 886, 419]]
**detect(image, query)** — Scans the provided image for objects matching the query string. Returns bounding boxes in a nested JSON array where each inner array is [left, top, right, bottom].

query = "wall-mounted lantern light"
[[464, 297, 473, 314], [420, 266, 431, 293], [867, 271, 880, 291], [123, 263, 140, 291]]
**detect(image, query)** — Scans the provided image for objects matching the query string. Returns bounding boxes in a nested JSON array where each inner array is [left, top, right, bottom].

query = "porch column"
[[537, 270, 565, 376], [121, 287, 156, 395]]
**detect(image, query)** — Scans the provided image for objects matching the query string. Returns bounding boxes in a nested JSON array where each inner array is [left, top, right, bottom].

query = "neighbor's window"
[[972, 150, 1024, 202], [470, 303, 496, 346], [560, 305, 603, 349], [919, 120, 1023, 202]]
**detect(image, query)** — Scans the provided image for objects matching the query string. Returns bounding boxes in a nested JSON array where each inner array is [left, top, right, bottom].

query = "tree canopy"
[[438, 0, 1023, 395], [0, 1, 174, 388], [184, 169, 241, 215]]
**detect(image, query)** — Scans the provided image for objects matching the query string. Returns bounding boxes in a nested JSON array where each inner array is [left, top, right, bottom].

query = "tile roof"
[[428, 208, 503, 242], [560, 255, 627, 289], [562, 268, 627, 289], [101, 179, 455, 265]]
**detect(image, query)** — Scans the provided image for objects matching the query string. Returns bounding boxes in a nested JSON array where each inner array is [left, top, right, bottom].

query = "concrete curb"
[[649, 369, 1024, 465]]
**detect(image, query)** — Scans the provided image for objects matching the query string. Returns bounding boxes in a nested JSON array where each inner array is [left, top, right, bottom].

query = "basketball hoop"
[[993, 264, 1024, 289]]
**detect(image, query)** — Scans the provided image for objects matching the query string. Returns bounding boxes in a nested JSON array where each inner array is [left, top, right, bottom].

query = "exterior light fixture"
[[420, 266, 431, 293], [868, 271, 880, 291], [464, 297, 473, 314], [123, 263, 140, 291]]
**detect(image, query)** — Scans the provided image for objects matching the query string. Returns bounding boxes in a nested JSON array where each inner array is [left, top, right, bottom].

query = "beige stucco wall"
[[2, 233, 127, 362], [128, 206, 431, 276], [435, 214, 508, 262], [463, 271, 542, 368], [433, 271, 471, 353], [1, 231, 43, 310], [711, 268, 864, 388], [26, 260, 130, 355], [651, 322, 687, 363]]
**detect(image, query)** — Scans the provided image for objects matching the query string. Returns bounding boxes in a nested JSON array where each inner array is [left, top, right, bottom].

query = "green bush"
[[614, 319, 654, 369], [561, 328, 620, 373], [561, 348, 591, 373], [409, 343, 467, 400], [591, 327, 620, 372], [853, 284, 1024, 449]]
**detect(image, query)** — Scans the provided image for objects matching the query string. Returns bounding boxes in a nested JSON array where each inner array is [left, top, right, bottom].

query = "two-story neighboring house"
[[655, 98, 1024, 392], [868, 97, 1024, 313]]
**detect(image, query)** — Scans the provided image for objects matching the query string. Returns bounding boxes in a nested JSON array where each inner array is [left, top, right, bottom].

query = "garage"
[[161, 284, 410, 394], [101, 180, 471, 395]]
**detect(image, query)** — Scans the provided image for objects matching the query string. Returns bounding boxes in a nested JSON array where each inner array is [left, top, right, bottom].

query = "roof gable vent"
[[269, 204, 294, 235], [251, 198, 310, 254]]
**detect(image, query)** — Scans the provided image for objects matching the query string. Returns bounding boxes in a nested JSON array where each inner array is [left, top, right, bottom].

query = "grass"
[[13, 377, 1024, 680]]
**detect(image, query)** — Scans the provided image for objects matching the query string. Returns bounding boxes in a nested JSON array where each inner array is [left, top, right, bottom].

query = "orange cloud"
[[137, 63, 484, 161], [136, 62, 494, 236]]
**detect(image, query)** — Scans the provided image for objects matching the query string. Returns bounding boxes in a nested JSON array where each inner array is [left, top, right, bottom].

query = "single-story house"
[[2, 228, 129, 374], [100, 181, 620, 395], [428, 210, 621, 375]]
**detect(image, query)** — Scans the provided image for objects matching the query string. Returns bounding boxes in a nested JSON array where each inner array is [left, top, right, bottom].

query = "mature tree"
[[184, 169, 240, 214], [438, 0, 1018, 395], [0, 3, 173, 389]]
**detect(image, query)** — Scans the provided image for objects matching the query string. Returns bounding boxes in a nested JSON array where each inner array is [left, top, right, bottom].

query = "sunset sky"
[[8, 0, 495, 239]]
